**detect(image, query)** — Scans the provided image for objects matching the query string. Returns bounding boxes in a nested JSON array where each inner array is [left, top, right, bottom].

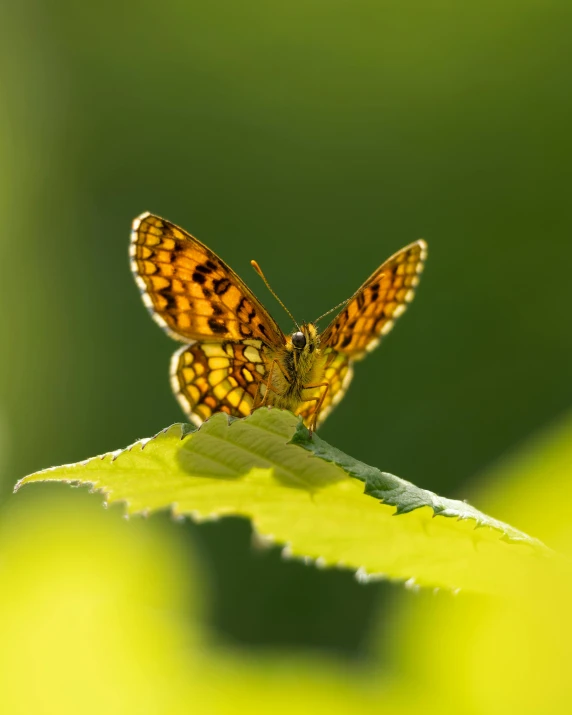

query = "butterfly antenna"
[[313, 297, 352, 325], [251, 260, 300, 330]]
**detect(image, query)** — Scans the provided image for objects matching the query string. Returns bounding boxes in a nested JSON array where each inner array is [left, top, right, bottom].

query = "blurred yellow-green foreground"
[[1, 1, 571, 713]]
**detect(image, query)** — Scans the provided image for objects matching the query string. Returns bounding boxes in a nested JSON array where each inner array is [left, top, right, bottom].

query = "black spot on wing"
[[208, 318, 228, 334], [236, 296, 247, 317], [163, 292, 178, 312], [213, 278, 231, 295]]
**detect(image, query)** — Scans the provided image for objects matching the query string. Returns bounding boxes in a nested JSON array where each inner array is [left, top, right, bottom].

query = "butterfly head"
[[249, 260, 320, 361], [289, 323, 319, 354]]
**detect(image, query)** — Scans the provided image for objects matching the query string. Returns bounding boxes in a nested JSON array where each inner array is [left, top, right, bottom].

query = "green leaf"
[[290, 421, 543, 541], [16, 408, 556, 595]]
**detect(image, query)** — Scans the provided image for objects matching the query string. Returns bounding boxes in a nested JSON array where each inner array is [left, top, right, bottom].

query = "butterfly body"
[[131, 212, 427, 431], [259, 322, 327, 418]]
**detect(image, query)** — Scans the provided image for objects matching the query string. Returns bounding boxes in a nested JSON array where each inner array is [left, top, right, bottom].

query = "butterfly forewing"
[[320, 240, 427, 358], [130, 213, 284, 346]]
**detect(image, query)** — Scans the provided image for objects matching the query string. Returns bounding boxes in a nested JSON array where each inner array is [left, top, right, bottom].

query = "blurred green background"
[[1, 0, 571, 686]]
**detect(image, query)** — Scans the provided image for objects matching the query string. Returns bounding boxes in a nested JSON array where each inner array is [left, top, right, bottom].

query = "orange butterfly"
[[131, 213, 427, 432]]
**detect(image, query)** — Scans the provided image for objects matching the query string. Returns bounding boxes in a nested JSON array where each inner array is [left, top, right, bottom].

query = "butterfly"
[[130, 213, 427, 432]]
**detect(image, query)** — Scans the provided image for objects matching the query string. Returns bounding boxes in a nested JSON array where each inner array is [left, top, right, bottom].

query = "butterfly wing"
[[131, 212, 284, 426], [302, 240, 427, 428], [171, 340, 269, 427], [320, 240, 427, 358], [130, 213, 284, 346]]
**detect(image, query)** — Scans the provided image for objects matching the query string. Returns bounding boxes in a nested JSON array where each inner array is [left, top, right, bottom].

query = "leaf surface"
[[16, 408, 556, 594]]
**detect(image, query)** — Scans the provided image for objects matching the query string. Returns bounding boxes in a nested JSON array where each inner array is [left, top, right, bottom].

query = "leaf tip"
[[170, 504, 186, 523], [404, 577, 420, 592], [287, 417, 312, 447], [180, 423, 195, 438], [251, 530, 276, 551], [281, 543, 293, 560]]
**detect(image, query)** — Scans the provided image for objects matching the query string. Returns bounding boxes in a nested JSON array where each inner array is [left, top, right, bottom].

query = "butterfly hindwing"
[[320, 240, 427, 358], [170, 340, 270, 427], [131, 213, 284, 346]]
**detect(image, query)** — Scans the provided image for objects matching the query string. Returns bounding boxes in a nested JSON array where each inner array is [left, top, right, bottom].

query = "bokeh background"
[[1, 1, 571, 712]]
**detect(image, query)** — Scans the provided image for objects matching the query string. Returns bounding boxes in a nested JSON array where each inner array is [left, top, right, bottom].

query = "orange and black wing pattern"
[[130, 213, 284, 346], [170, 340, 270, 427], [320, 240, 427, 359], [131, 213, 427, 430], [130, 212, 284, 426]]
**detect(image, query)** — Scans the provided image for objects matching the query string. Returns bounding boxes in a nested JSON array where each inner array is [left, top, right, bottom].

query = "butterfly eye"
[[291, 331, 306, 349]]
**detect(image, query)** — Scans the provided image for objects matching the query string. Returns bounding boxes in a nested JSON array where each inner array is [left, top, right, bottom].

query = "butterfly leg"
[[258, 358, 290, 408], [300, 382, 330, 434]]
